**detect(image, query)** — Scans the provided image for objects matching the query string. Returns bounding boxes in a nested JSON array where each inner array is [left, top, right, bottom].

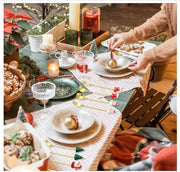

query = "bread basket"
[[4, 61, 26, 112]]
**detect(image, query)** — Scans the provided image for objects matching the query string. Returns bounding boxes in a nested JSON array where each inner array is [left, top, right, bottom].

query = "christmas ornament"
[[108, 50, 117, 68], [64, 114, 79, 130]]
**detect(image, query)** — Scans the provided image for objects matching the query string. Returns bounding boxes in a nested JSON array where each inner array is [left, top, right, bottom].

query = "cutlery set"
[[46, 140, 84, 170], [74, 81, 119, 113]]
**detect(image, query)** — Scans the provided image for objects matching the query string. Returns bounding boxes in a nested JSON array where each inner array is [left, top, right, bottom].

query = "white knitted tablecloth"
[[5, 94, 122, 171], [69, 52, 151, 95]]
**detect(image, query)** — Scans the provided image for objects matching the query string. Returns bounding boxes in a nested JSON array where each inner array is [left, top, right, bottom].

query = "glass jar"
[[82, 7, 100, 38]]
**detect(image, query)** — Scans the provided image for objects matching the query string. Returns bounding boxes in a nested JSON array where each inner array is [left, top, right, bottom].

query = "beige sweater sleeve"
[[121, 4, 176, 61]]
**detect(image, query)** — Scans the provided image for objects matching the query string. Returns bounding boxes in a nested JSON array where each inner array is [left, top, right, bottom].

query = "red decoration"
[[77, 64, 88, 73], [114, 87, 120, 92], [71, 161, 82, 169], [70, 114, 79, 130], [111, 93, 117, 99], [25, 113, 33, 125]]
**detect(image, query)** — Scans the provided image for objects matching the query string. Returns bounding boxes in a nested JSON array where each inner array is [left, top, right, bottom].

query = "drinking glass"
[[72, 50, 94, 80], [65, 29, 78, 46], [80, 27, 93, 46], [31, 82, 56, 111]]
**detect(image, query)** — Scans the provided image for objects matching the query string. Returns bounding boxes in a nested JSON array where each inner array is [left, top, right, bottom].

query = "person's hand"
[[108, 34, 125, 50], [128, 54, 149, 71]]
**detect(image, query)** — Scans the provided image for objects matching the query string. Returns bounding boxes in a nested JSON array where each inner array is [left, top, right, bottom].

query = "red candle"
[[82, 7, 100, 38]]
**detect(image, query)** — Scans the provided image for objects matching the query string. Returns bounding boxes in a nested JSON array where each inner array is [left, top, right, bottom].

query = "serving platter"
[[46, 78, 78, 99], [45, 116, 102, 144], [101, 39, 156, 59]]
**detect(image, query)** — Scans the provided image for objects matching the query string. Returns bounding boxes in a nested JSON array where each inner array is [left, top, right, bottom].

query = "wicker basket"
[[4, 61, 26, 112]]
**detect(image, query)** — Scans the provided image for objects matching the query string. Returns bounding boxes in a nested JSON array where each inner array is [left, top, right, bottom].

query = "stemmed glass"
[[72, 50, 94, 80], [31, 81, 56, 112]]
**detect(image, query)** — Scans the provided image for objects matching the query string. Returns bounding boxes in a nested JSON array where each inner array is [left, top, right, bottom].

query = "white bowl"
[[99, 54, 131, 73], [52, 108, 94, 134]]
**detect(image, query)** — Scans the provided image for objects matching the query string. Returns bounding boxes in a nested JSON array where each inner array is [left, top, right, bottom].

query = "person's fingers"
[[129, 60, 137, 66], [108, 37, 116, 49], [128, 60, 138, 71], [128, 65, 138, 71]]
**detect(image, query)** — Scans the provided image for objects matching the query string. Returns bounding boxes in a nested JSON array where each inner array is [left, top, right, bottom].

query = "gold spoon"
[[76, 93, 118, 105], [78, 86, 110, 96], [82, 81, 115, 90], [73, 100, 108, 112], [46, 140, 75, 150], [45, 140, 84, 152], [108, 50, 117, 68]]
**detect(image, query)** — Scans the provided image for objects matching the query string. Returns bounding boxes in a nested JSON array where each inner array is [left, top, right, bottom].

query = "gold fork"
[[73, 100, 109, 112], [76, 93, 118, 105], [82, 81, 115, 90], [78, 86, 111, 96]]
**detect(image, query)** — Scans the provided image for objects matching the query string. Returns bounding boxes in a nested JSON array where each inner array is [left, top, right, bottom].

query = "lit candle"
[[47, 59, 59, 77], [42, 34, 54, 45], [69, 3, 80, 31]]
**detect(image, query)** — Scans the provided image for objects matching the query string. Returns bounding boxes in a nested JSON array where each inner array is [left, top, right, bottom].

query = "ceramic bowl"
[[99, 54, 131, 73], [52, 108, 94, 134]]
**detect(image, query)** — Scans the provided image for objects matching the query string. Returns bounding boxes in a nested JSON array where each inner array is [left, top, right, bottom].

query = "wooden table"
[[4, 44, 135, 121]]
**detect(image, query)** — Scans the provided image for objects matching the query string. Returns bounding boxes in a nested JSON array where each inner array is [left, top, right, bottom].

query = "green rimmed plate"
[[46, 78, 78, 99]]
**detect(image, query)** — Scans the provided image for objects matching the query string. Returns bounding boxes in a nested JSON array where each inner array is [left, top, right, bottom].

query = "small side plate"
[[59, 58, 76, 69]]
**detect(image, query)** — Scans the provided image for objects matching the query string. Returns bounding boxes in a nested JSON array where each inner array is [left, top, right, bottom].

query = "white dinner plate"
[[101, 39, 156, 59], [45, 116, 102, 144], [90, 60, 133, 78], [59, 58, 76, 69], [51, 109, 95, 134]]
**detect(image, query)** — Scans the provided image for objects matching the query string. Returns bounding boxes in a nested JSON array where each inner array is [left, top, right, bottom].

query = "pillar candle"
[[42, 34, 54, 45], [69, 3, 80, 31]]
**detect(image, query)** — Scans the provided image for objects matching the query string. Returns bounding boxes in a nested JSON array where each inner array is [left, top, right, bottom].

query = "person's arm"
[[122, 4, 169, 43], [144, 35, 177, 61], [128, 35, 177, 71]]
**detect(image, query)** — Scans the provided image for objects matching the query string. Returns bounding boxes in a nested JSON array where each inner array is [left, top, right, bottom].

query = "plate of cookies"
[[101, 38, 156, 59]]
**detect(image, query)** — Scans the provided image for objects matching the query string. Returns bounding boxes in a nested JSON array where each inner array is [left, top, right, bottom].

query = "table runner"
[[70, 52, 151, 95], [5, 94, 122, 171]]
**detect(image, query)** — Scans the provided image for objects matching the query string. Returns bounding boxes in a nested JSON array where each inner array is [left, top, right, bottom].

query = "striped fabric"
[[69, 52, 151, 95], [5, 94, 122, 171]]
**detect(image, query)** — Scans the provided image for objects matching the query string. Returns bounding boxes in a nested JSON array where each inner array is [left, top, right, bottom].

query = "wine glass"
[[72, 50, 94, 80], [31, 81, 56, 112]]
